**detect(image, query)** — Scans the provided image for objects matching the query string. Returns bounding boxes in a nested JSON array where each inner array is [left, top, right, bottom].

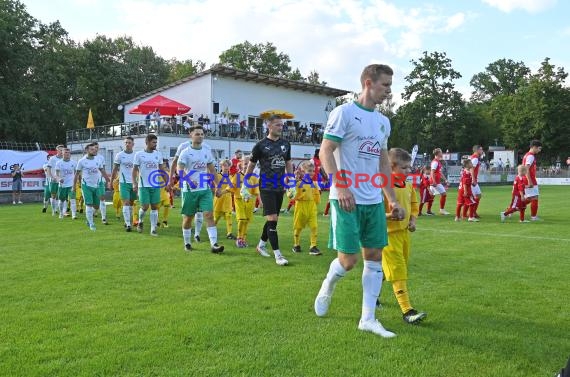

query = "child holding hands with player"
[[381, 148, 427, 324]]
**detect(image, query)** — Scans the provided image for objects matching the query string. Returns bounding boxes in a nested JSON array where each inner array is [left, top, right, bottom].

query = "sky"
[[22, 0, 570, 101]]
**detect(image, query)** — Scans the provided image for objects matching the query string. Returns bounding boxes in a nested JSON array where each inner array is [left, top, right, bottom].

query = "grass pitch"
[[1, 186, 569, 376]]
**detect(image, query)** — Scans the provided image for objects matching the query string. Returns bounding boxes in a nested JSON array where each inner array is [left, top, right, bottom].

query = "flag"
[[86, 108, 95, 129]]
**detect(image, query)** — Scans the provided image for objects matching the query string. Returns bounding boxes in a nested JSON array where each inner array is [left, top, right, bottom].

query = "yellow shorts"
[[293, 201, 317, 229], [235, 198, 254, 221], [381, 229, 411, 281]]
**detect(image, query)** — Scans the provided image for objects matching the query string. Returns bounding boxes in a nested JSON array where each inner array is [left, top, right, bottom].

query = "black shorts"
[[259, 189, 284, 216]]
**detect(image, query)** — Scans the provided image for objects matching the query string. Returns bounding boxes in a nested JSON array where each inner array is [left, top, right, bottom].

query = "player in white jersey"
[[177, 125, 224, 253], [169, 133, 205, 243], [132, 134, 166, 236], [92, 142, 110, 224], [55, 148, 77, 219], [46, 145, 64, 215], [74, 143, 110, 231], [42, 156, 52, 213], [111, 136, 137, 232], [314, 64, 404, 338]]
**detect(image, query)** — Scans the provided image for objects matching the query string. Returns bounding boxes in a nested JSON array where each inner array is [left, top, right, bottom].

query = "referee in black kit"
[[244, 114, 293, 266]]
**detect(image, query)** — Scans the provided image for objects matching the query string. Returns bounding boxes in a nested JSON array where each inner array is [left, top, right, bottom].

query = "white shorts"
[[524, 186, 539, 198], [472, 184, 481, 196], [429, 184, 446, 196]]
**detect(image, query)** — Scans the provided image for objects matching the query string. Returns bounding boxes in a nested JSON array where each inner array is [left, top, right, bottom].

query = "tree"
[[470, 59, 531, 102], [0, 0, 37, 142], [167, 58, 206, 83], [219, 41, 292, 77], [306, 70, 327, 86], [287, 68, 304, 81], [400, 51, 465, 151], [496, 58, 570, 162]]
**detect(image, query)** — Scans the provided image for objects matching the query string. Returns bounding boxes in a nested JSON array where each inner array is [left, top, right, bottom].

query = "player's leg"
[[357, 202, 396, 337], [98, 181, 108, 224], [308, 204, 320, 255], [149, 189, 161, 235], [314, 199, 359, 317], [200, 190, 223, 253], [292, 203, 302, 252], [137, 188, 150, 233], [194, 211, 204, 242], [181, 190, 197, 250]]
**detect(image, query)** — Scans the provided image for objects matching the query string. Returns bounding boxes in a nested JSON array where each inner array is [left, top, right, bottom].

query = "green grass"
[[1, 186, 569, 377]]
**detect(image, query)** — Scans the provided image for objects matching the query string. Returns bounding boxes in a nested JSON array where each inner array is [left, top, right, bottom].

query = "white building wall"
[[123, 75, 212, 122], [212, 77, 333, 125]]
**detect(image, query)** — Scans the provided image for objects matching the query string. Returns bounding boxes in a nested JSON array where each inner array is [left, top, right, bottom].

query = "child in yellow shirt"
[[291, 161, 321, 255], [214, 160, 235, 239], [112, 178, 122, 219], [231, 156, 259, 247], [159, 176, 171, 227], [381, 148, 426, 324]]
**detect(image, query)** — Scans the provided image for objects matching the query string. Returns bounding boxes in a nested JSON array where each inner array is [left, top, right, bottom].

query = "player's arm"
[[99, 166, 111, 189], [320, 138, 356, 212], [169, 156, 179, 188], [429, 165, 436, 186], [132, 164, 140, 191], [207, 162, 219, 193], [525, 170, 533, 188], [380, 148, 405, 220], [111, 163, 120, 184], [408, 187, 418, 232], [73, 166, 81, 190]]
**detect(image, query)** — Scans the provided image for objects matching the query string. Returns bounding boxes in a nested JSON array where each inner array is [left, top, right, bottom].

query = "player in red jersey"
[[500, 165, 529, 222], [418, 165, 434, 216], [456, 159, 477, 222], [470, 145, 484, 218], [429, 148, 449, 215], [522, 140, 542, 220]]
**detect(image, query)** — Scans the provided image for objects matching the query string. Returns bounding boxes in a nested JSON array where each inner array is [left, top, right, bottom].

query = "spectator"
[[183, 118, 192, 132], [11, 163, 23, 204]]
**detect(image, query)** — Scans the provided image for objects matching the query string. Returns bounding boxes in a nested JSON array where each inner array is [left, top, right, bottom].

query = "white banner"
[[537, 178, 570, 185], [0, 150, 49, 192]]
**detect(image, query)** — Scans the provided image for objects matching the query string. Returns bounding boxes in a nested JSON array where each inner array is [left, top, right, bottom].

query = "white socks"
[[183, 228, 192, 245], [206, 226, 218, 246], [86, 206, 94, 226], [321, 258, 346, 296], [150, 210, 158, 231], [122, 205, 132, 226], [195, 212, 203, 235], [361, 260, 383, 322], [70, 199, 77, 217], [99, 202, 107, 220], [139, 208, 147, 224]]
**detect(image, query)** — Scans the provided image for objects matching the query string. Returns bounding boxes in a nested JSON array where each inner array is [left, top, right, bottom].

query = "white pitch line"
[[418, 227, 570, 242]]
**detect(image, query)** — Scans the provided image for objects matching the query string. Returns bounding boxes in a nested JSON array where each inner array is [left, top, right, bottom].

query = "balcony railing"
[[66, 120, 324, 145]]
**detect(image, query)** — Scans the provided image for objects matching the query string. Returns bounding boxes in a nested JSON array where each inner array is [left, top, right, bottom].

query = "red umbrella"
[[129, 94, 191, 116]]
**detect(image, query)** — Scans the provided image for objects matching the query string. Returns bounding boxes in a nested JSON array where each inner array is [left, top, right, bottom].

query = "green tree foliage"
[[469, 59, 531, 102], [399, 51, 465, 152], [218, 41, 292, 77], [306, 70, 327, 86], [167, 58, 206, 83]]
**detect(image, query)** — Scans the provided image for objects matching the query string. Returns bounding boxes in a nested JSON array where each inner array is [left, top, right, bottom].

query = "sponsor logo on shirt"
[[358, 140, 382, 157]]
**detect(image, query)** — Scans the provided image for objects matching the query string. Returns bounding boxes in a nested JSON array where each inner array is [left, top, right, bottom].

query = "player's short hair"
[[56, 144, 65, 150], [189, 125, 204, 133], [433, 148, 442, 157], [473, 145, 482, 152], [530, 139, 542, 148], [145, 134, 157, 143], [124, 136, 134, 142], [267, 114, 282, 122], [360, 64, 393, 88], [92, 141, 99, 146], [389, 148, 411, 165], [62, 147, 70, 152], [220, 159, 230, 167], [517, 164, 527, 172]]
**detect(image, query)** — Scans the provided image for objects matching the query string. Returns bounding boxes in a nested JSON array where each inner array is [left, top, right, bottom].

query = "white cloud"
[[481, 0, 557, 13], [23, 0, 471, 95]]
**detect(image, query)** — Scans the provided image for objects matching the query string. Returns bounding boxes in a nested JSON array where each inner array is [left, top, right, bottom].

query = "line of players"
[[43, 132, 324, 256], [416, 141, 543, 223]]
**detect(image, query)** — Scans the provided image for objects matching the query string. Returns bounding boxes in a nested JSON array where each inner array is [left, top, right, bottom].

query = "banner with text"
[[0, 150, 49, 192]]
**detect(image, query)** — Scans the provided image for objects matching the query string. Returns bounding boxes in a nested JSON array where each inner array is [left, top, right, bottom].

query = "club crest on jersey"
[[280, 145, 287, 153], [192, 162, 207, 170]]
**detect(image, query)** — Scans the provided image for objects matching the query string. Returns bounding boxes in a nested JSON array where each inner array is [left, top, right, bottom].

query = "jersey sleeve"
[[133, 152, 141, 167], [471, 157, 479, 167], [75, 160, 83, 172], [285, 142, 291, 161], [430, 161, 438, 170], [175, 143, 185, 157], [323, 106, 345, 142], [113, 152, 121, 166], [207, 148, 215, 165], [177, 150, 186, 168], [250, 143, 261, 163], [524, 154, 535, 166]]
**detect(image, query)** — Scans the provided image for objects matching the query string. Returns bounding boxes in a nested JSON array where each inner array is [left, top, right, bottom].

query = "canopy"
[[129, 95, 191, 116], [260, 109, 295, 120]]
